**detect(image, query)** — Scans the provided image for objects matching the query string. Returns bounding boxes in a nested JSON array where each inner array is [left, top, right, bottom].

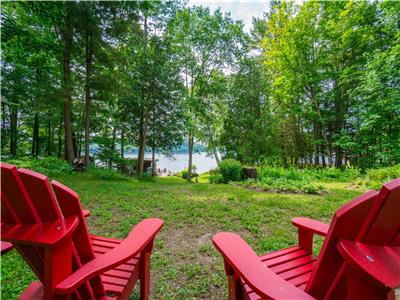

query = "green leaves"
[[259, 0, 399, 168]]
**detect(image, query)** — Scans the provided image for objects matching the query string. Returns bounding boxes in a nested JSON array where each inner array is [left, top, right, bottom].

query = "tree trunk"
[[137, 14, 148, 178], [63, 2, 75, 163], [76, 131, 81, 159], [32, 112, 39, 157], [187, 134, 194, 182], [58, 117, 63, 158], [313, 121, 320, 166], [72, 131, 78, 158], [32, 67, 41, 158], [109, 126, 116, 169], [207, 128, 220, 165], [84, 23, 93, 169], [10, 106, 18, 156], [309, 85, 332, 166], [137, 114, 148, 177], [1, 102, 5, 131], [151, 145, 156, 176], [120, 127, 125, 159], [47, 111, 52, 156], [212, 147, 220, 165], [334, 89, 345, 168]]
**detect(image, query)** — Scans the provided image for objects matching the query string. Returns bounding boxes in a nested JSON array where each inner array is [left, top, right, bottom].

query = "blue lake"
[[125, 152, 218, 174]]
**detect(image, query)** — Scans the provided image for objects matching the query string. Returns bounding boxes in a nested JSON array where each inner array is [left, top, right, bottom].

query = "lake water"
[[125, 152, 218, 174]]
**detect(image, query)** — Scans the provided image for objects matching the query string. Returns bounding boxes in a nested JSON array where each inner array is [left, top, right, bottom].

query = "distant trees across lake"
[[1, 1, 399, 175]]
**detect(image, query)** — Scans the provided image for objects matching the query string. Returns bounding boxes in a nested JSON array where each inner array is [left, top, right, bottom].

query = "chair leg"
[[140, 251, 151, 300], [226, 271, 246, 300]]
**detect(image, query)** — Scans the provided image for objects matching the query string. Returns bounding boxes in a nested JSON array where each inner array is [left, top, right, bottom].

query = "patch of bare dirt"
[[151, 224, 228, 299], [345, 183, 362, 190]]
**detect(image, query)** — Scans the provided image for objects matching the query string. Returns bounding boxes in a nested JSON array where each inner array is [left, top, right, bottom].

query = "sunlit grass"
[[1, 173, 364, 299]]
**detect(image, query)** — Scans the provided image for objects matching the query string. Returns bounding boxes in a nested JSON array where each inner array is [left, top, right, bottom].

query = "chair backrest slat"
[[1, 163, 40, 224], [1, 191, 19, 224], [362, 181, 400, 245], [52, 180, 105, 298], [17, 169, 62, 222]]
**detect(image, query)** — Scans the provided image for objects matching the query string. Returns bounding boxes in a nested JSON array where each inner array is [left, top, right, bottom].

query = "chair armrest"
[[83, 210, 90, 218], [1, 216, 78, 247], [213, 232, 316, 300], [1, 210, 88, 254], [292, 217, 330, 237], [337, 239, 400, 289], [1, 242, 14, 255], [54, 218, 163, 295]]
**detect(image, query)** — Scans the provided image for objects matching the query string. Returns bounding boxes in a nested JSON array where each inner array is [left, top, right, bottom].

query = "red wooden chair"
[[1, 163, 164, 300], [213, 178, 400, 300]]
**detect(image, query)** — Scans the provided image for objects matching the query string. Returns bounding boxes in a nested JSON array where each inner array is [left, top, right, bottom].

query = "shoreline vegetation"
[[4, 157, 399, 195]]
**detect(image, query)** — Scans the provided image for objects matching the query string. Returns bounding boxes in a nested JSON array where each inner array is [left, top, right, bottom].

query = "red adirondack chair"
[[213, 178, 400, 300], [1, 163, 164, 300]]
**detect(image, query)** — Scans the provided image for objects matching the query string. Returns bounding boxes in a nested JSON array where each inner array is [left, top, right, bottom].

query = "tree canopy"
[[2, 0, 399, 174]]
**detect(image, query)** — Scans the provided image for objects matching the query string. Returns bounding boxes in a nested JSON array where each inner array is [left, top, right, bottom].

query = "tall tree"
[[168, 6, 245, 180]]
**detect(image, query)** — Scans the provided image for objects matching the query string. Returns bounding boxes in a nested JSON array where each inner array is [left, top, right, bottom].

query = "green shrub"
[[301, 182, 325, 194], [258, 166, 302, 181], [219, 159, 242, 183], [305, 166, 361, 182], [259, 165, 361, 183], [366, 164, 400, 181], [315, 167, 342, 179], [259, 177, 324, 194], [181, 169, 188, 179], [209, 173, 224, 184], [5, 157, 72, 178], [208, 168, 219, 175], [180, 168, 198, 180], [360, 164, 400, 189]]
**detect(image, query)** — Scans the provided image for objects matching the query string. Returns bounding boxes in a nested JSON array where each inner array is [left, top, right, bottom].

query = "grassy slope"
[[1, 174, 364, 299]]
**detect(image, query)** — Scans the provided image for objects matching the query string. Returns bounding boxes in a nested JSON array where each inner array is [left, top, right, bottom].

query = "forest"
[[2, 1, 399, 178], [1, 2, 400, 299]]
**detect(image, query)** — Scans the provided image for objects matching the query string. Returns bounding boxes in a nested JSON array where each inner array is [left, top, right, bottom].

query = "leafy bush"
[[360, 164, 400, 189], [301, 182, 325, 194], [5, 157, 72, 178], [209, 173, 224, 184], [259, 165, 360, 183], [219, 159, 242, 183], [89, 167, 128, 181], [305, 166, 361, 182], [208, 168, 219, 175], [180, 168, 198, 180], [259, 166, 302, 181], [259, 177, 324, 194], [365, 164, 400, 181], [181, 169, 188, 179], [248, 165, 331, 194]]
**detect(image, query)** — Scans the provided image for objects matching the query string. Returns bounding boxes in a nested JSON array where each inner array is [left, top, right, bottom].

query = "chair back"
[[306, 178, 400, 299], [1, 163, 105, 299]]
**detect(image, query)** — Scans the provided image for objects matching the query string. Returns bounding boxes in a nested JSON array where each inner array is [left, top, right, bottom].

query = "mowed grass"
[[1, 173, 365, 299]]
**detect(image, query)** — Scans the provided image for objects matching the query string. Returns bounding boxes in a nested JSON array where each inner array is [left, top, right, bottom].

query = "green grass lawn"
[[1, 173, 365, 299]]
